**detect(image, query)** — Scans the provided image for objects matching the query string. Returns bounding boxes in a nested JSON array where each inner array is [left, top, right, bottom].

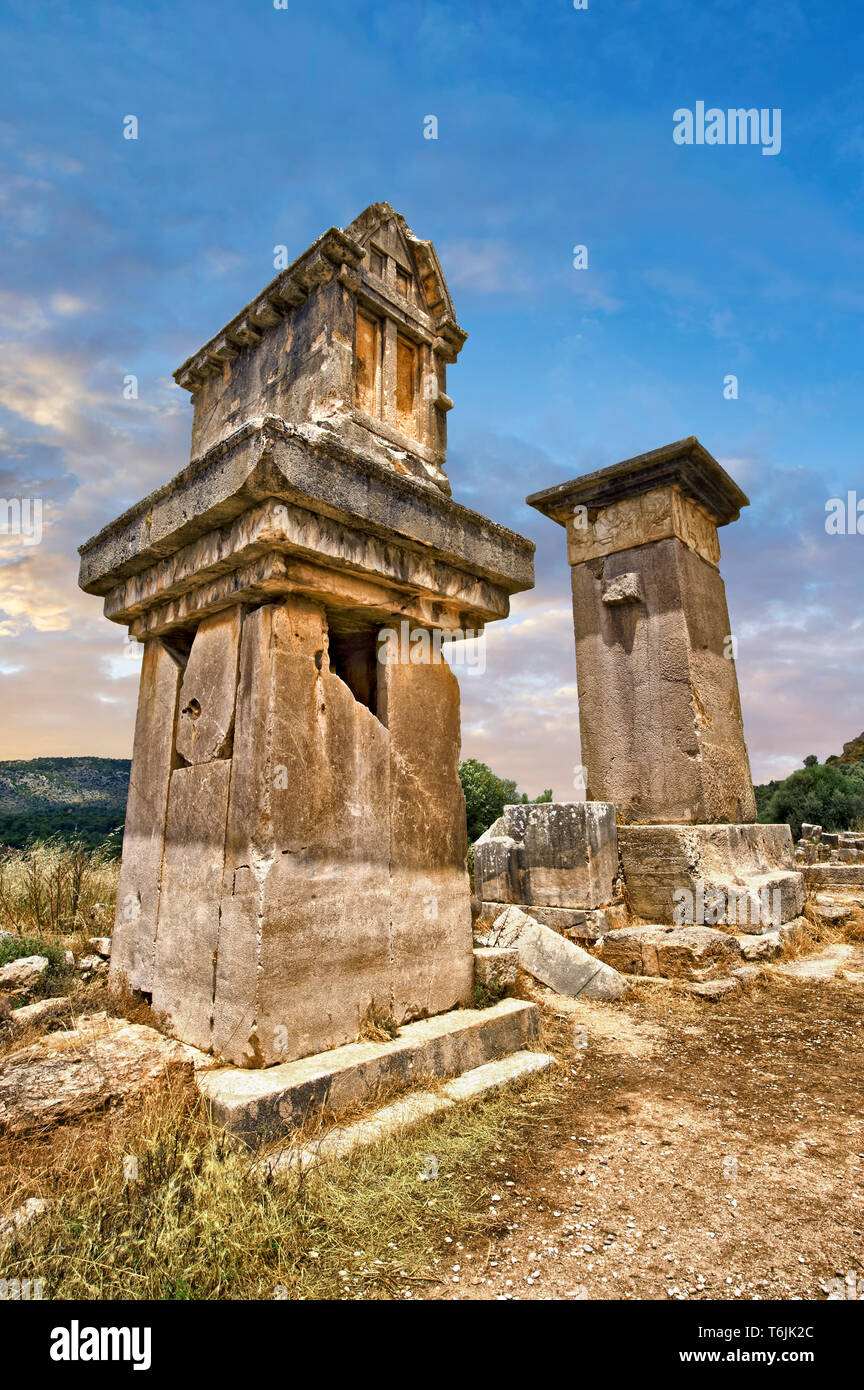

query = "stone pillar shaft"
[[528, 439, 757, 825]]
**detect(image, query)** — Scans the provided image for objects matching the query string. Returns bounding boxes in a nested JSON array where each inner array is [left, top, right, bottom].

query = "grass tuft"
[[0, 1066, 560, 1300]]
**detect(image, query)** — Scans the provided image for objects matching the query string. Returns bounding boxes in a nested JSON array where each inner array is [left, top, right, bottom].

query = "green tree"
[[458, 759, 553, 844], [760, 761, 864, 839]]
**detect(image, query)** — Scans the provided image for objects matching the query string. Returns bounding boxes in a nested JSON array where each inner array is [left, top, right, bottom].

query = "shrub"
[[760, 762, 864, 839]]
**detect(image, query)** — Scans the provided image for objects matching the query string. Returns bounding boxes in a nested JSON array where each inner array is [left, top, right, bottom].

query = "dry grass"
[[0, 1065, 561, 1301], [357, 998, 400, 1043], [787, 907, 845, 956], [0, 838, 118, 941]]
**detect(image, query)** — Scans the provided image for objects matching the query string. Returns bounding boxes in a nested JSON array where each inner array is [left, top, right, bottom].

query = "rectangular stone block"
[[175, 605, 243, 763], [803, 864, 864, 890], [618, 823, 805, 926], [151, 759, 232, 1050], [599, 924, 742, 980], [473, 802, 618, 909], [198, 998, 540, 1141], [214, 598, 393, 1067], [479, 901, 628, 943], [565, 485, 722, 568], [570, 540, 756, 824], [473, 947, 519, 989], [262, 1050, 557, 1173], [109, 639, 182, 995], [380, 651, 473, 1024], [490, 906, 627, 999]]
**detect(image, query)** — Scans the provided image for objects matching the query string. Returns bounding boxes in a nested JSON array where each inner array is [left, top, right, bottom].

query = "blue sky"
[[1, 0, 862, 795]]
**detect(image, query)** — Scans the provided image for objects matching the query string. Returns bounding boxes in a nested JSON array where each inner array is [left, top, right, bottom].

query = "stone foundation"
[[617, 823, 805, 930]]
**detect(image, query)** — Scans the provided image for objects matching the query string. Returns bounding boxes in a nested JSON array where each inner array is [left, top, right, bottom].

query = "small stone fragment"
[[0, 956, 50, 992]]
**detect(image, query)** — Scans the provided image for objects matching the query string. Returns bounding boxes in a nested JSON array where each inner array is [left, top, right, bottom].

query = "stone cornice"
[[173, 226, 365, 391], [78, 415, 535, 600], [526, 437, 750, 528]]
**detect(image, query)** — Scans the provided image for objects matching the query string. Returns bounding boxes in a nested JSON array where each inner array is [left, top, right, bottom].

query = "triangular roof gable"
[[346, 202, 456, 320]]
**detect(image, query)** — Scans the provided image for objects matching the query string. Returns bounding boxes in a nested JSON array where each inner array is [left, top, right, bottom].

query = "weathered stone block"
[[0, 1013, 207, 1136], [262, 1050, 557, 1173], [682, 977, 740, 999], [214, 598, 393, 1066], [598, 924, 742, 980], [151, 759, 232, 1051], [568, 540, 756, 823], [479, 900, 628, 941], [380, 649, 473, 1025], [198, 998, 540, 1141], [617, 823, 805, 927], [474, 802, 618, 909], [0, 956, 49, 992], [490, 906, 627, 999], [527, 440, 757, 825], [473, 947, 519, 990], [110, 639, 182, 994], [6, 996, 72, 1035], [175, 606, 243, 763], [804, 864, 864, 889]]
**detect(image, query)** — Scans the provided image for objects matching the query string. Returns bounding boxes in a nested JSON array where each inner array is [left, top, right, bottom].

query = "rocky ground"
[[2, 909, 863, 1303], [427, 961, 864, 1301]]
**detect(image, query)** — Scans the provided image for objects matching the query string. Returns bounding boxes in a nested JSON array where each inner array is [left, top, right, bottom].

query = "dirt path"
[[428, 970, 864, 1301]]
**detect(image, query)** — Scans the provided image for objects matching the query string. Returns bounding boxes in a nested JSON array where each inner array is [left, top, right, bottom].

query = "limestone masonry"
[[527, 439, 756, 826], [522, 440, 805, 933], [76, 203, 815, 1088], [78, 204, 535, 1068]]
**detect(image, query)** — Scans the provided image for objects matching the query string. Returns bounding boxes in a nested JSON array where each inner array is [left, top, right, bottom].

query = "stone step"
[[198, 998, 540, 1143], [804, 864, 864, 889], [258, 1050, 558, 1176]]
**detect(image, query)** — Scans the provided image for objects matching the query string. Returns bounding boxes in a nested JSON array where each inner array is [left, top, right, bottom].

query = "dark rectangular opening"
[[327, 625, 379, 715]]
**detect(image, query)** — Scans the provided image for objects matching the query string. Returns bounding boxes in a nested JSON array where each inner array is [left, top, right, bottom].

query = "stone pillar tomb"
[[78, 203, 534, 1067], [527, 439, 804, 925]]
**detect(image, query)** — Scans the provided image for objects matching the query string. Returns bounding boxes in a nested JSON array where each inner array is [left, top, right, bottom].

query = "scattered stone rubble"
[[797, 824, 864, 865], [0, 956, 49, 992], [479, 905, 627, 1000]]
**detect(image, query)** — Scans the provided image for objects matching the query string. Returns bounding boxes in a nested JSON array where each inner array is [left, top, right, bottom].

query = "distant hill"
[[826, 733, 864, 766], [0, 757, 130, 851]]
